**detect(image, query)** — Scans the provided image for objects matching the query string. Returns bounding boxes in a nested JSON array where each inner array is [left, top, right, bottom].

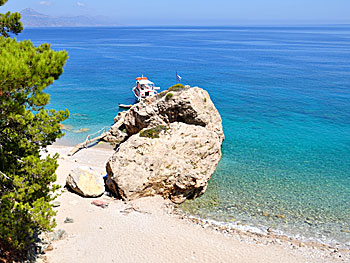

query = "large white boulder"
[[106, 122, 222, 204], [66, 166, 105, 197]]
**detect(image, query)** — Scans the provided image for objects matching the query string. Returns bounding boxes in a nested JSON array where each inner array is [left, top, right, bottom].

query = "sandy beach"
[[41, 144, 349, 263]]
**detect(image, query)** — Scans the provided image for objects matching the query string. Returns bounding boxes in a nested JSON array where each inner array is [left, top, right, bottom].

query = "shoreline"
[[173, 211, 350, 254], [42, 144, 350, 262], [50, 140, 350, 251], [176, 206, 350, 251]]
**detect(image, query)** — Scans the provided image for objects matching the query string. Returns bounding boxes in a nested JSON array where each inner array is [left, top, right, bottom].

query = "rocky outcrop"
[[106, 122, 222, 203], [105, 85, 224, 203], [103, 111, 128, 144], [103, 85, 224, 144], [66, 166, 105, 197]]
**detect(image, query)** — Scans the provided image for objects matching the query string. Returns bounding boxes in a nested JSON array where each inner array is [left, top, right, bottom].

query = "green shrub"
[[168, 83, 185, 92], [156, 90, 168, 99], [165, 92, 174, 100], [140, 125, 168, 139]]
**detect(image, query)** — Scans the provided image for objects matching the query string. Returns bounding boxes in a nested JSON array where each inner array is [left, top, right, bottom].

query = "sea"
[[17, 26, 350, 248]]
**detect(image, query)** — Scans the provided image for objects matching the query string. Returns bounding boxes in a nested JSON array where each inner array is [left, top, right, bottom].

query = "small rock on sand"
[[64, 217, 74, 224], [52, 201, 61, 208], [91, 200, 109, 208]]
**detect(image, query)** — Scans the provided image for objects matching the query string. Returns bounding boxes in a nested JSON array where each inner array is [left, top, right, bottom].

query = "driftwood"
[[67, 132, 107, 156]]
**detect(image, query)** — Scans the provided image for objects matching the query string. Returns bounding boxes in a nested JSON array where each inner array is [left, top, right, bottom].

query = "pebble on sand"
[[64, 217, 74, 224]]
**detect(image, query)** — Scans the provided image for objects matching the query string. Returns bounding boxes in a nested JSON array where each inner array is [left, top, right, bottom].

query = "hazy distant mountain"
[[20, 8, 119, 27]]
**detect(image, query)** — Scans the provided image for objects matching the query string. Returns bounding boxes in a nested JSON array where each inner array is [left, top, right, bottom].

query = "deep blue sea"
[[18, 26, 350, 247]]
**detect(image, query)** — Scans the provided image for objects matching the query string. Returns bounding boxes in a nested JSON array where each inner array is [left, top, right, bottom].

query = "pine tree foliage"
[[0, 0, 23, 38], [0, 0, 69, 252]]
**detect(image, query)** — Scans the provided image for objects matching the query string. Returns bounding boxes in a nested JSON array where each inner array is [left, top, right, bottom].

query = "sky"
[[1, 0, 350, 25]]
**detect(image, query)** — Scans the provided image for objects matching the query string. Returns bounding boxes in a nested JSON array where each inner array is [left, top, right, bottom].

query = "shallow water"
[[18, 26, 350, 247]]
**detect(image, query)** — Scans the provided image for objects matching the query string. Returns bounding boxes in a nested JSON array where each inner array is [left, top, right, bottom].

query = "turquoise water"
[[18, 26, 350, 246]]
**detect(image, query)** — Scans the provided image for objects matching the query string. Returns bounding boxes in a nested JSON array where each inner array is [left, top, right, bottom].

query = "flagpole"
[[176, 71, 182, 83]]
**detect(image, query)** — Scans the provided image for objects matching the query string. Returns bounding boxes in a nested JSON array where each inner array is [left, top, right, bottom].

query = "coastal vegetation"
[[140, 125, 168, 139], [168, 83, 185, 92], [0, 0, 22, 38], [0, 0, 69, 258], [155, 84, 186, 100], [165, 92, 174, 100]]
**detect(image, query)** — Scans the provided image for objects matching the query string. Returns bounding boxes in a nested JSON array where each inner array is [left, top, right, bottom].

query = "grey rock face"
[[66, 166, 105, 197], [103, 111, 128, 144], [106, 122, 222, 203]]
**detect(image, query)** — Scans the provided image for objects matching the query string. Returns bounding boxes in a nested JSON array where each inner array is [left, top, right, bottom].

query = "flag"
[[176, 72, 182, 82]]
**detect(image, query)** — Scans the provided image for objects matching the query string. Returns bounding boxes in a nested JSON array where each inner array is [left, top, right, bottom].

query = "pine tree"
[[0, 0, 69, 255], [0, 0, 22, 38]]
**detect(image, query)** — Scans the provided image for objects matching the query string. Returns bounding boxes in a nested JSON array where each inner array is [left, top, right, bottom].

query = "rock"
[[275, 214, 286, 219], [304, 219, 313, 226], [106, 86, 224, 144], [91, 200, 109, 208], [66, 166, 105, 197], [64, 217, 74, 224], [72, 128, 90, 133], [52, 201, 61, 207], [103, 132, 127, 144], [106, 177, 118, 194], [104, 86, 224, 204], [49, 229, 67, 241], [103, 111, 128, 144], [45, 244, 54, 252], [106, 122, 222, 203], [59, 124, 73, 131]]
